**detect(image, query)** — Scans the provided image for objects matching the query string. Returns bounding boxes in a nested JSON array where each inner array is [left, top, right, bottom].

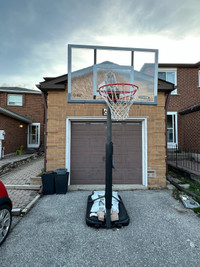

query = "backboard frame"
[[67, 44, 158, 105]]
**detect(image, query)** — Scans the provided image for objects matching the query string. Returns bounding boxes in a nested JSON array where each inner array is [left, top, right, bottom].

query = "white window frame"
[[167, 112, 178, 148], [158, 68, 177, 94], [198, 70, 200, 87], [7, 94, 23, 106], [27, 123, 40, 148]]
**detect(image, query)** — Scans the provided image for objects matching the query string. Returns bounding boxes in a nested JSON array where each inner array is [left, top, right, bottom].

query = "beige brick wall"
[[46, 90, 167, 188]]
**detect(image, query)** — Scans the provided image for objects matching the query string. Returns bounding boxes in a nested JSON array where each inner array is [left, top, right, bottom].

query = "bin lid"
[[56, 168, 68, 174], [43, 171, 56, 175]]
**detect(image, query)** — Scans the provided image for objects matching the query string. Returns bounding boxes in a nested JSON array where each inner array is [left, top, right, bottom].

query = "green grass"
[[169, 171, 200, 195], [193, 207, 200, 216], [178, 177, 200, 199], [172, 188, 182, 201], [170, 170, 200, 214], [39, 168, 44, 176], [168, 171, 182, 180]]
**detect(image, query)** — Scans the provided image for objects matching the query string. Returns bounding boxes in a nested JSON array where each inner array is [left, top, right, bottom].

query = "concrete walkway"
[[0, 154, 44, 213]]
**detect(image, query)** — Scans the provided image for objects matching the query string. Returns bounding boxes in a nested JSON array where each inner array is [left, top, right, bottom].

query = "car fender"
[[0, 196, 12, 209]]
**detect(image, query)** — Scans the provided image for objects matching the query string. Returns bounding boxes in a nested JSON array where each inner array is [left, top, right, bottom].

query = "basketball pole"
[[105, 105, 113, 228]]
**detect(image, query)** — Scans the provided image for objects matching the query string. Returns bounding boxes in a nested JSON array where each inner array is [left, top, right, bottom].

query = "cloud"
[[97, 0, 200, 38], [0, 0, 200, 89]]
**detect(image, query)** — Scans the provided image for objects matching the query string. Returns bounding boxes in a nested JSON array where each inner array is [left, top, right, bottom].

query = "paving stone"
[[0, 153, 43, 176], [7, 189, 39, 209], [0, 155, 44, 212], [0, 157, 44, 185]]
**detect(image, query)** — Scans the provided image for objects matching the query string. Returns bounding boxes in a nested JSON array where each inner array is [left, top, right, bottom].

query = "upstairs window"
[[7, 94, 23, 106], [158, 68, 177, 94]]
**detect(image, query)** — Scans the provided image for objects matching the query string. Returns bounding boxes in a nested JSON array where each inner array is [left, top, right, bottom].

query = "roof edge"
[[0, 107, 33, 123], [179, 103, 200, 115], [0, 87, 41, 94], [37, 74, 175, 93], [159, 61, 200, 68], [36, 74, 67, 91]]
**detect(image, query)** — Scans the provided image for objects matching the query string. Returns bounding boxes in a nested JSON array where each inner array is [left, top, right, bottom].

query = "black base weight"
[[86, 193, 130, 229]]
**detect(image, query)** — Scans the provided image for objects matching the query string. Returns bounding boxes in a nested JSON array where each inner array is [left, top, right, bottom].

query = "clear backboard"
[[67, 44, 158, 104]]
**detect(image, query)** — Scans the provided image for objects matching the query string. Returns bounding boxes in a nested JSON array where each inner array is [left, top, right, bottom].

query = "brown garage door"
[[71, 121, 142, 184]]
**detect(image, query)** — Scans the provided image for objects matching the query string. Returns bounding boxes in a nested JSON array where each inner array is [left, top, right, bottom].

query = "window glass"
[[166, 72, 175, 84], [167, 115, 172, 128], [29, 125, 38, 144], [158, 72, 166, 80], [158, 69, 177, 94], [167, 114, 176, 143], [158, 71, 175, 84], [7, 94, 23, 106], [28, 123, 40, 148]]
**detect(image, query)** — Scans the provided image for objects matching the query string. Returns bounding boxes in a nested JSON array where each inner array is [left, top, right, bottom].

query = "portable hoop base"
[[86, 193, 130, 228], [86, 83, 136, 229]]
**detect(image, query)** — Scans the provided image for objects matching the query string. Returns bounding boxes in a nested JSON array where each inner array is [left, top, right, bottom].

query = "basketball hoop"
[[99, 83, 139, 121]]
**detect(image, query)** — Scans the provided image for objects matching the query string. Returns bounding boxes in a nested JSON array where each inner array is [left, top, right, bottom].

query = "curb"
[[21, 194, 41, 215], [5, 184, 41, 190], [11, 194, 41, 216], [68, 184, 148, 191], [12, 208, 21, 216]]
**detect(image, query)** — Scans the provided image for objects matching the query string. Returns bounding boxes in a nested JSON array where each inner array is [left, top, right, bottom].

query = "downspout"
[[41, 90, 47, 172], [164, 91, 171, 178], [164, 85, 177, 178]]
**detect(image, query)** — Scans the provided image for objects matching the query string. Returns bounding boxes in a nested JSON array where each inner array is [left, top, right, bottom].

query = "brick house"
[[158, 61, 200, 151], [37, 74, 174, 188], [0, 87, 44, 155]]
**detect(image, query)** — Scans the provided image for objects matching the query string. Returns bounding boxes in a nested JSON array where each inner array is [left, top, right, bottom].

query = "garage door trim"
[[65, 116, 148, 186]]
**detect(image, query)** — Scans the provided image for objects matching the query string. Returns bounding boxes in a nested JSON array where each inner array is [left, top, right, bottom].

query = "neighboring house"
[[37, 74, 174, 188], [158, 62, 200, 151], [0, 87, 44, 155]]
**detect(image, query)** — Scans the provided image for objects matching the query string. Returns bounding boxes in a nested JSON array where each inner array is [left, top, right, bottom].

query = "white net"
[[99, 83, 139, 121]]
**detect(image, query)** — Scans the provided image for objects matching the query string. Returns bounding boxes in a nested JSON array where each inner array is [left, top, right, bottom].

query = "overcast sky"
[[0, 0, 200, 89]]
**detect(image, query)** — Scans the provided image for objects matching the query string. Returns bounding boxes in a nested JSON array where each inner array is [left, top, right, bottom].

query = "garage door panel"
[[71, 121, 142, 185], [71, 153, 105, 169], [71, 170, 105, 185], [113, 168, 141, 184], [72, 139, 105, 153], [71, 161, 104, 169]]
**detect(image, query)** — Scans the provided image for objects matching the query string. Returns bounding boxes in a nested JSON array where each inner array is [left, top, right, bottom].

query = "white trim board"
[[27, 123, 40, 148], [167, 112, 178, 148], [65, 116, 148, 186]]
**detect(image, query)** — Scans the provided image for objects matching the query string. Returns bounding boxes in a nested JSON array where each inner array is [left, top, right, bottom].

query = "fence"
[[167, 145, 200, 173]]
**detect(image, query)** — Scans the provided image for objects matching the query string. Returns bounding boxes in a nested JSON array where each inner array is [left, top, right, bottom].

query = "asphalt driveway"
[[0, 190, 200, 267]]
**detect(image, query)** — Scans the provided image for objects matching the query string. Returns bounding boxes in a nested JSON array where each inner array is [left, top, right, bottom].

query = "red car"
[[0, 181, 12, 246]]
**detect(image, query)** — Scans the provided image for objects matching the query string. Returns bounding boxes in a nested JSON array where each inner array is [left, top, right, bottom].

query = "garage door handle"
[[102, 156, 105, 162]]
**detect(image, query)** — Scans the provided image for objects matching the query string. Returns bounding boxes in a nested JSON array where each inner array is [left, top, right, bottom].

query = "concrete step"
[[30, 176, 42, 185], [5, 184, 40, 190]]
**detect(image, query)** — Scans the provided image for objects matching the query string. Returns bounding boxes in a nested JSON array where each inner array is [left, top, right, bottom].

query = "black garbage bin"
[[41, 171, 55, 195], [55, 169, 69, 194]]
